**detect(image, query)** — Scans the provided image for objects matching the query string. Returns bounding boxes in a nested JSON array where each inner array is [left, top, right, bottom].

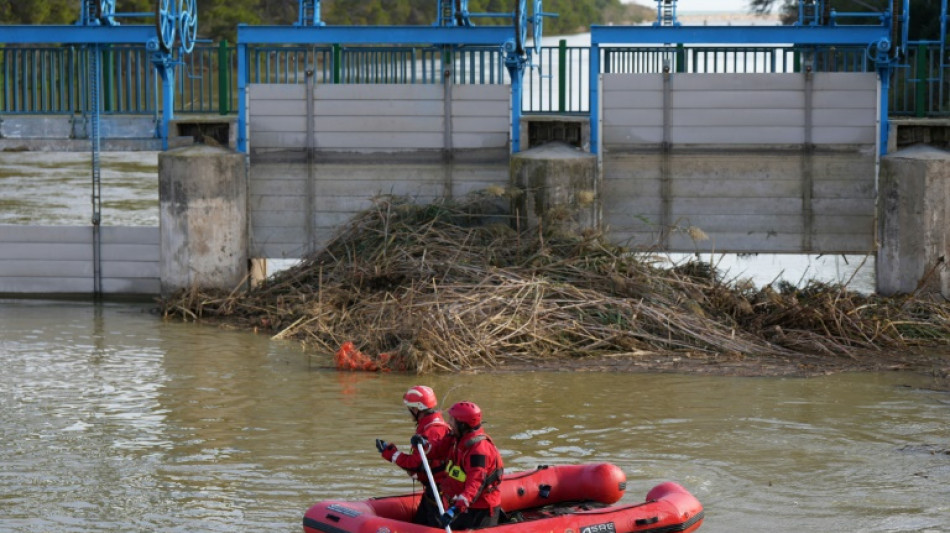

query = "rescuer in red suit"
[[435, 401, 505, 528], [375, 385, 452, 527], [378, 400, 504, 529]]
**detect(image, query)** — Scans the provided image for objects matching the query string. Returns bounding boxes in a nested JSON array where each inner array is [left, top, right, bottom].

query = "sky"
[[625, 0, 754, 12]]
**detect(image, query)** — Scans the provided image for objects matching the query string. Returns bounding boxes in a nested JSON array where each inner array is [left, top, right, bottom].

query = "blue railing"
[[1, 42, 948, 117], [2, 46, 85, 113]]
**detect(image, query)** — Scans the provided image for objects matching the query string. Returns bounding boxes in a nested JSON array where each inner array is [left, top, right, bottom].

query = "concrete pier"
[[159, 145, 248, 297], [510, 142, 599, 235], [877, 145, 950, 298]]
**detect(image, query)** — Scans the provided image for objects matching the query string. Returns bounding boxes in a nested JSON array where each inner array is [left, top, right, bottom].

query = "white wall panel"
[[0, 226, 160, 295], [602, 72, 876, 147], [249, 83, 509, 153], [246, 82, 510, 258], [600, 73, 878, 253]]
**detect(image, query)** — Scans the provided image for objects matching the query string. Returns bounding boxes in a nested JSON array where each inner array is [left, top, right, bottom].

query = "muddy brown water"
[[1, 151, 944, 531], [1, 300, 948, 532]]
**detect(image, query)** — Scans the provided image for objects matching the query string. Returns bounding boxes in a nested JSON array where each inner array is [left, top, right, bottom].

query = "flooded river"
[[1, 152, 945, 531], [1, 299, 948, 532]]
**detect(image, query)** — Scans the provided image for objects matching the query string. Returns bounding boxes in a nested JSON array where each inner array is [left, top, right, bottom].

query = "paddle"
[[416, 440, 452, 533]]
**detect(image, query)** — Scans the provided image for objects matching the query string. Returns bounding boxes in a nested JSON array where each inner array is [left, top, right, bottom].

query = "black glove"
[[375, 439, 388, 453], [410, 434, 428, 449], [438, 506, 458, 528]]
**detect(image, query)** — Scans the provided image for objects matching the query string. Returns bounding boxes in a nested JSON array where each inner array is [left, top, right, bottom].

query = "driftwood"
[[162, 194, 950, 373]]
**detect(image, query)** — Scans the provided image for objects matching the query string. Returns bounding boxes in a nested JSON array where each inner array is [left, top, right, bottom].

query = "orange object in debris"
[[334, 342, 406, 372], [335, 341, 379, 371]]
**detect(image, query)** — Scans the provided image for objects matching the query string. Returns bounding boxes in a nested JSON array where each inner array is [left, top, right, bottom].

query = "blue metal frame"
[[0, 17, 196, 149], [796, 0, 825, 26], [435, 0, 525, 28], [589, 23, 895, 156], [0, 25, 156, 44], [237, 25, 513, 45], [653, 0, 680, 27], [296, 0, 324, 26], [591, 25, 892, 46], [236, 25, 524, 153]]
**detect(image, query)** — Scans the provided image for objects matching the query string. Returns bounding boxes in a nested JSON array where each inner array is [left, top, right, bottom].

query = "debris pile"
[[162, 194, 950, 373]]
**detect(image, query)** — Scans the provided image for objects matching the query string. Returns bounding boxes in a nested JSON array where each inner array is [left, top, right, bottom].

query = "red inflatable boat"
[[303, 463, 704, 533]]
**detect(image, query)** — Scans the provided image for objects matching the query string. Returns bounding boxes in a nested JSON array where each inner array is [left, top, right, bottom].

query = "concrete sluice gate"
[[2, 75, 949, 299], [1, 0, 949, 298]]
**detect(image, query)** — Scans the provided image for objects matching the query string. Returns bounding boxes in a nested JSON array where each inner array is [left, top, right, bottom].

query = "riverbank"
[[162, 194, 950, 388]]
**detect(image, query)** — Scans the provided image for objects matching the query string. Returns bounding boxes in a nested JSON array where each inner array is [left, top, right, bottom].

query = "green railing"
[[893, 43, 950, 117], [1, 42, 948, 117], [523, 41, 588, 113]]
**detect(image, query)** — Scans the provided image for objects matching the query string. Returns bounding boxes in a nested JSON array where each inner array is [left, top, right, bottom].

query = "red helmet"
[[448, 401, 482, 427], [403, 385, 438, 410]]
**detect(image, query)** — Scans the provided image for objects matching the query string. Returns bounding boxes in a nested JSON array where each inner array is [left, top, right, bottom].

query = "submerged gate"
[[246, 82, 510, 258], [587, 5, 899, 254], [599, 72, 878, 253]]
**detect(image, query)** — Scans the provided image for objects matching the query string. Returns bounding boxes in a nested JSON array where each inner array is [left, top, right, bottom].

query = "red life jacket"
[[441, 428, 504, 511], [395, 411, 452, 483]]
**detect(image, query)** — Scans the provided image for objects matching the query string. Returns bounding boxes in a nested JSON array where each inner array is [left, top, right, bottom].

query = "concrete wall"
[[601, 73, 877, 146], [248, 83, 510, 155], [0, 115, 162, 151], [246, 83, 511, 258], [600, 72, 878, 253], [0, 225, 159, 296], [249, 160, 509, 258], [510, 142, 598, 234], [877, 145, 950, 297], [245, 74, 881, 258], [159, 145, 248, 296], [0, 115, 233, 151], [601, 149, 877, 252], [0, 73, 895, 296]]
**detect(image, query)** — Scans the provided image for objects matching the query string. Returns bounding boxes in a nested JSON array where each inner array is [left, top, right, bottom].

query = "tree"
[[200, 1, 261, 43], [0, 0, 75, 23], [748, 0, 941, 41]]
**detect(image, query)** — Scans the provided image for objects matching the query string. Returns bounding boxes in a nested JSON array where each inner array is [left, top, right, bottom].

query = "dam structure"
[[0, 0, 948, 299]]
